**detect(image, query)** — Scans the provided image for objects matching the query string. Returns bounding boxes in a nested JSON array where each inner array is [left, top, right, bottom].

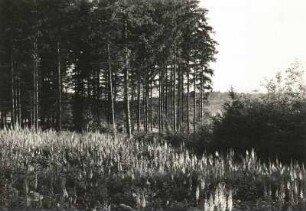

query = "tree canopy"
[[0, 0, 217, 133]]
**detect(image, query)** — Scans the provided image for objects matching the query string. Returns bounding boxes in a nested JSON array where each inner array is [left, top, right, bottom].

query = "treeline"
[[0, 0, 216, 135], [190, 65, 306, 162]]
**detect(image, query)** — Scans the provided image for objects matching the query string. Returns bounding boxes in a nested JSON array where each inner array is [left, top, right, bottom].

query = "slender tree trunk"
[[200, 67, 204, 122], [96, 67, 101, 124], [181, 64, 184, 128], [187, 62, 190, 135], [176, 63, 180, 131], [33, 38, 39, 130], [87, 73, 91, 120], [0, 110, 3, 128], [161, 63, 168, 131], [173, 51, 177, 132], [0, 111, 4, 128], [113, 72, 117, 103], [73, 62, 84, 132], [177, 64, 183, 131], [18, 78, 21, 125], [107, 44, 116, 136], [12, 61, 18, 125], [150, 80, 153, 132], [170, 64, 173, 130], [57, 41, 62, 131], [130, 76, 136, 133], [93, 68, 97, 111], [142, 83, 145, 132], [103, 70, 108, 116], [137, 75, 141, 131], [33, 0, 39, 131], [10, 52, 15, 127], [4, 112, 7, 127], [158, 67, 162, 134], [123, 4, 131, 137], [14, 69, 18, 124], [144, 78, 149, 133], [193, 63, 196, 132]]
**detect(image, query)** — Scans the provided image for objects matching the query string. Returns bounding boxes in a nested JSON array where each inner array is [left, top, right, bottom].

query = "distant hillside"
[[206, 92, 231, 115], [206, 91, 264, 116]]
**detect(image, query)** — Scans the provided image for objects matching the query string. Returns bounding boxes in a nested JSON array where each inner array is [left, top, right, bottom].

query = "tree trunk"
[[130, 75, 136, 133], [137, 74, 141, 131], [17, 78, 21, 125], [161, 65, 165, 132], [14, 69, 18, 124], [150, 80, 153, 132], [123, 11, 131, 137], [181, 64, 184, 129], [177, 63, 183, 131], [33, 0, 39, 130], [200, 66, 204, 123], [96, 66, 101, 124], [173, 51, 177, 132], [144, 78, 149, 133], [107, 44, 116, 136], [57, 41, 62, 131], [163, 64, 167, 131], [33, 38, 39, 130], [0, 111, 4, 128], [73, 62, 84, 132], [158, 67, 162, 133], [4, 112, 7, 128], [170, 64, 173, 130], [193, 63, 196, 132], [187, 62, 190, 135], [10, 52, 15, 127]]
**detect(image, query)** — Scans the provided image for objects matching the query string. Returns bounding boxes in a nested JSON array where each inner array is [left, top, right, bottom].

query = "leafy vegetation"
[[0, 0, 216, 134], [1, 0, 306, 210], [1, 128, 306, 210], [211, 64, 306, 163]]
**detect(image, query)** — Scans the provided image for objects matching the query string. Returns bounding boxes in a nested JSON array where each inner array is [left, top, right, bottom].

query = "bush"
[[210, 64, 306, 162], [184, 124, 214, 154], [132, 128, 213, 156], [211, 94, 306, 162]]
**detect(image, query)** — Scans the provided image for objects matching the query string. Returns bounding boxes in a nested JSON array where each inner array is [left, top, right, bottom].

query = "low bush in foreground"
[[0, 128, 306, 210]]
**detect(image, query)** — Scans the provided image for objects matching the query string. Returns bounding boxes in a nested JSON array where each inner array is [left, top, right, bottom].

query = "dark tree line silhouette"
[[0, 0, 217, 134]]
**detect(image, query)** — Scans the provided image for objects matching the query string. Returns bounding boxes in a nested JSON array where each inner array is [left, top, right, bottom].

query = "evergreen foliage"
[[0, 0, 216, 133]]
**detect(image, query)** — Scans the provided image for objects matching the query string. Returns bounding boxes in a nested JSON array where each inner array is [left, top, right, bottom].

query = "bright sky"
[[199, 0, 306, 92]]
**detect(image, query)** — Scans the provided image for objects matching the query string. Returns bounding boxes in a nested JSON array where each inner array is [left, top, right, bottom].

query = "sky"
[[199, 0, 306, 92]]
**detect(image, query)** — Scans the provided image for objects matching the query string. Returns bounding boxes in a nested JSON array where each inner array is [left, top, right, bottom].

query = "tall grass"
[[0, 128, 305, 210]]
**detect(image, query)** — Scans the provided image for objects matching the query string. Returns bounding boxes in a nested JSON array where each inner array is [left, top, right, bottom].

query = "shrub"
[[212, 94, 306, 162], [211, 63, 306, 162]]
